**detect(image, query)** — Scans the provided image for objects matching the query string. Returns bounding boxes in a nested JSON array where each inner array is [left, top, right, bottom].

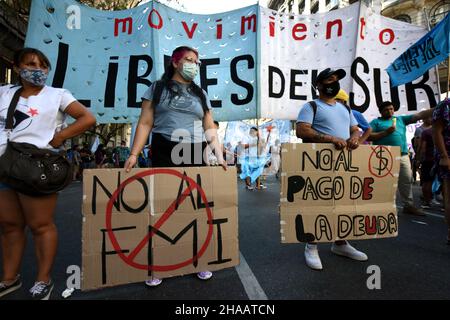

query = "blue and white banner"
[[387, 13, 449, 87], [26, 0, 257, 123], [25, 0, 439, 123]]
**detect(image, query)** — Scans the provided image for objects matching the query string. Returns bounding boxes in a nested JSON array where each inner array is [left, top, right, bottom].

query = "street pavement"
[[1, 175, 449, 300]]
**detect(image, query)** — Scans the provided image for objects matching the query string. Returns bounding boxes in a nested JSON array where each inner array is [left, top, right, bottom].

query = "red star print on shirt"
[[27, 108, 39, 117]]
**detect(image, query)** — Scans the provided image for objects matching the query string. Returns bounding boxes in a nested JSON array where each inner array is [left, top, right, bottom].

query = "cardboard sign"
[[280, 143, 400, 243], [81, 167, 239, 291]]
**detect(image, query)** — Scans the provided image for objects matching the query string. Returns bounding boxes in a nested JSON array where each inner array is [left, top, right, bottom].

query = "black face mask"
[[320, 81, 340, 97]]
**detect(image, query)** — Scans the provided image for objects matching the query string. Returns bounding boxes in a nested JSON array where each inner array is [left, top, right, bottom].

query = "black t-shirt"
[[80, 148, 93, 162]]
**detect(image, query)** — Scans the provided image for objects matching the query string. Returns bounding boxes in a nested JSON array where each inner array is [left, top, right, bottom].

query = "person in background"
[[369, 101, 434, 216], [71, 145, 81, 181], [114, 140, 130, 168], [143, 144, 152, 167], [224, 142, 236, 166], [264, 139, 281, 179], [138, 150, 147, 168], [417, 119, 436, 209], [240, 126, 270, 190], [94, 144, 106, 169], [413, 118, 432, 184], [334, 89, 372, 144], [79, 142, 93, 177], [431, 99, 450, 243], [236, 141, 245, 174], [207, 121, 222, 166]]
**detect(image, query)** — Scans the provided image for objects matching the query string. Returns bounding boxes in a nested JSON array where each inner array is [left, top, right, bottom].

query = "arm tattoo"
[[314, 132, 325, 141]]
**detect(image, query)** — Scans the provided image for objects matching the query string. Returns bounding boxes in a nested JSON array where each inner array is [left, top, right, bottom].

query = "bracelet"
[[130, 154, 137, 157]]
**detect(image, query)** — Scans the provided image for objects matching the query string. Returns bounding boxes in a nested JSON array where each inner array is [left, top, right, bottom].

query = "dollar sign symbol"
[[374, 147, 388, 176]]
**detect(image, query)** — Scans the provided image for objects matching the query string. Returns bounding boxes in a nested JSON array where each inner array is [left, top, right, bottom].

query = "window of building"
[[430, 0, 450, 26], [393, 14, 412, 23], [0, 60, 13, 85]]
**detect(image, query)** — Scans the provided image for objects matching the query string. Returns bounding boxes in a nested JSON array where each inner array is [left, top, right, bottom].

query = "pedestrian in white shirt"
[[0, 48, 96, 300]]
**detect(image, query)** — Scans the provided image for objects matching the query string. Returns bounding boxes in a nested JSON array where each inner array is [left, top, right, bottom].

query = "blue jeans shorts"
[[0, 183, 11, 191]]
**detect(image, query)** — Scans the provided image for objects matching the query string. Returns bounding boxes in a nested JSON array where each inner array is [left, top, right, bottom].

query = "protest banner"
[[280, 143, 400, 243], [387, 13, 449, 87], [25, 0, 258, 123], [81, 167, 238, 290], [25, 0, 439, 123]]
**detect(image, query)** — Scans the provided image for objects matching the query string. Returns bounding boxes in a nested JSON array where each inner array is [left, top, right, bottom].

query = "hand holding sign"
[[124, 155, 137, 173], [346, 136, 359, 150], [331, 137, 347, 150], [386, 119, 396, 135]]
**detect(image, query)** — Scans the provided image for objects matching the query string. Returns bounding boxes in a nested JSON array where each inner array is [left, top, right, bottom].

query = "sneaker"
[[420, 202, 431, 209], [145, 278, 163, 287], [29, 279, 54, 300], [197, 271, 213, 280], [431, 199, 442, 206], [258, 184, 267, 189], [331, 241, 368, 261], [246, 185, 254, 190], [402, 204, 425, 216], [304, 244, 323, 270], [0, 275, 22, 298]]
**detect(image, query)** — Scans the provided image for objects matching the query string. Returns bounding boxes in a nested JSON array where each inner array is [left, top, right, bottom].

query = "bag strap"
[[310, 100, 351, 125], [152, 80, 164, 107], [6, 87, 23, 130], [309, 100, 318, 126]]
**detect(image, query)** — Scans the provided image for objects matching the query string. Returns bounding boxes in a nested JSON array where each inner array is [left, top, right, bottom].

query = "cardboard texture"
[[81, 167, 239, 291], [280, 143, 400, 243]]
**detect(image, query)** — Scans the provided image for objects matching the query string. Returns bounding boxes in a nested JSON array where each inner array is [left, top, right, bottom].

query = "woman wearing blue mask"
[[124, 46, 226, 287], [0, 48, 96, 300]]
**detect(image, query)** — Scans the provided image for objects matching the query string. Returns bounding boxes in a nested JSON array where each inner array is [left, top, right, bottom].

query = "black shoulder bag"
[[0, 88, 73, 196]]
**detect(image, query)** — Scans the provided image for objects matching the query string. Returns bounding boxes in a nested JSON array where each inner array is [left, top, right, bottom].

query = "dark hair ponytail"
[[14, 47, 51, 70], [152, 47, 209, 114]]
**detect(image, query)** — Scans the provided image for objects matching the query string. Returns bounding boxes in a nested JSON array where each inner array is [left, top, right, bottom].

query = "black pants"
[[151, 133, 207, 167]]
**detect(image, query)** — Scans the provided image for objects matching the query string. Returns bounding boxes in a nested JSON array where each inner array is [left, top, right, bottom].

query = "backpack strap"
[[311, 100, 351, 125], [303, 100, 351, 143], [151, 80, 164, 107], [309, 100, 318, 126], [302, 101, 318, 143]]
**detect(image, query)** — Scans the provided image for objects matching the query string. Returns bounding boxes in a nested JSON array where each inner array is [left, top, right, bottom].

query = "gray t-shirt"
[[142, 81, 212, 143]]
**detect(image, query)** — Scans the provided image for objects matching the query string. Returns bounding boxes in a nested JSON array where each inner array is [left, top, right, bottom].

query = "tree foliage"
[[86, 123, 129, 145]]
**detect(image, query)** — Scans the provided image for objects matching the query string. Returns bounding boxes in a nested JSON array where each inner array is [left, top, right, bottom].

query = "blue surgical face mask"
[[180, 62, 199, 81], [19, 68, 48, 87]]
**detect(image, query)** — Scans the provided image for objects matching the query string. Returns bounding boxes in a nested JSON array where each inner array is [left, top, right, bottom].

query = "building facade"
[[381, 0, 449, 94], [0, 1, 27, 85]]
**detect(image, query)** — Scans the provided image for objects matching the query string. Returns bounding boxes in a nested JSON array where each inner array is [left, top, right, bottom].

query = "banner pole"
[[445, 56, 450, 99], [424, 8, 442, 99], [256, 118, 261, 189]]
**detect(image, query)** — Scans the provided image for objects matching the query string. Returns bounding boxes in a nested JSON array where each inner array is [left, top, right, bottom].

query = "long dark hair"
[[152, 46, 209, 114], [14, 47, 52, 70]]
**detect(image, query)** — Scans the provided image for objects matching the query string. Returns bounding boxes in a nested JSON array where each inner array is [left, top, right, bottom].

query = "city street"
[[1, 175, 449, 300]]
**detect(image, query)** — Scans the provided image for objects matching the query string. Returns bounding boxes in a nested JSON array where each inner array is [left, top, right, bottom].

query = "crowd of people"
[[0, 45, 448, 299], [66, 140, 153, 180]]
